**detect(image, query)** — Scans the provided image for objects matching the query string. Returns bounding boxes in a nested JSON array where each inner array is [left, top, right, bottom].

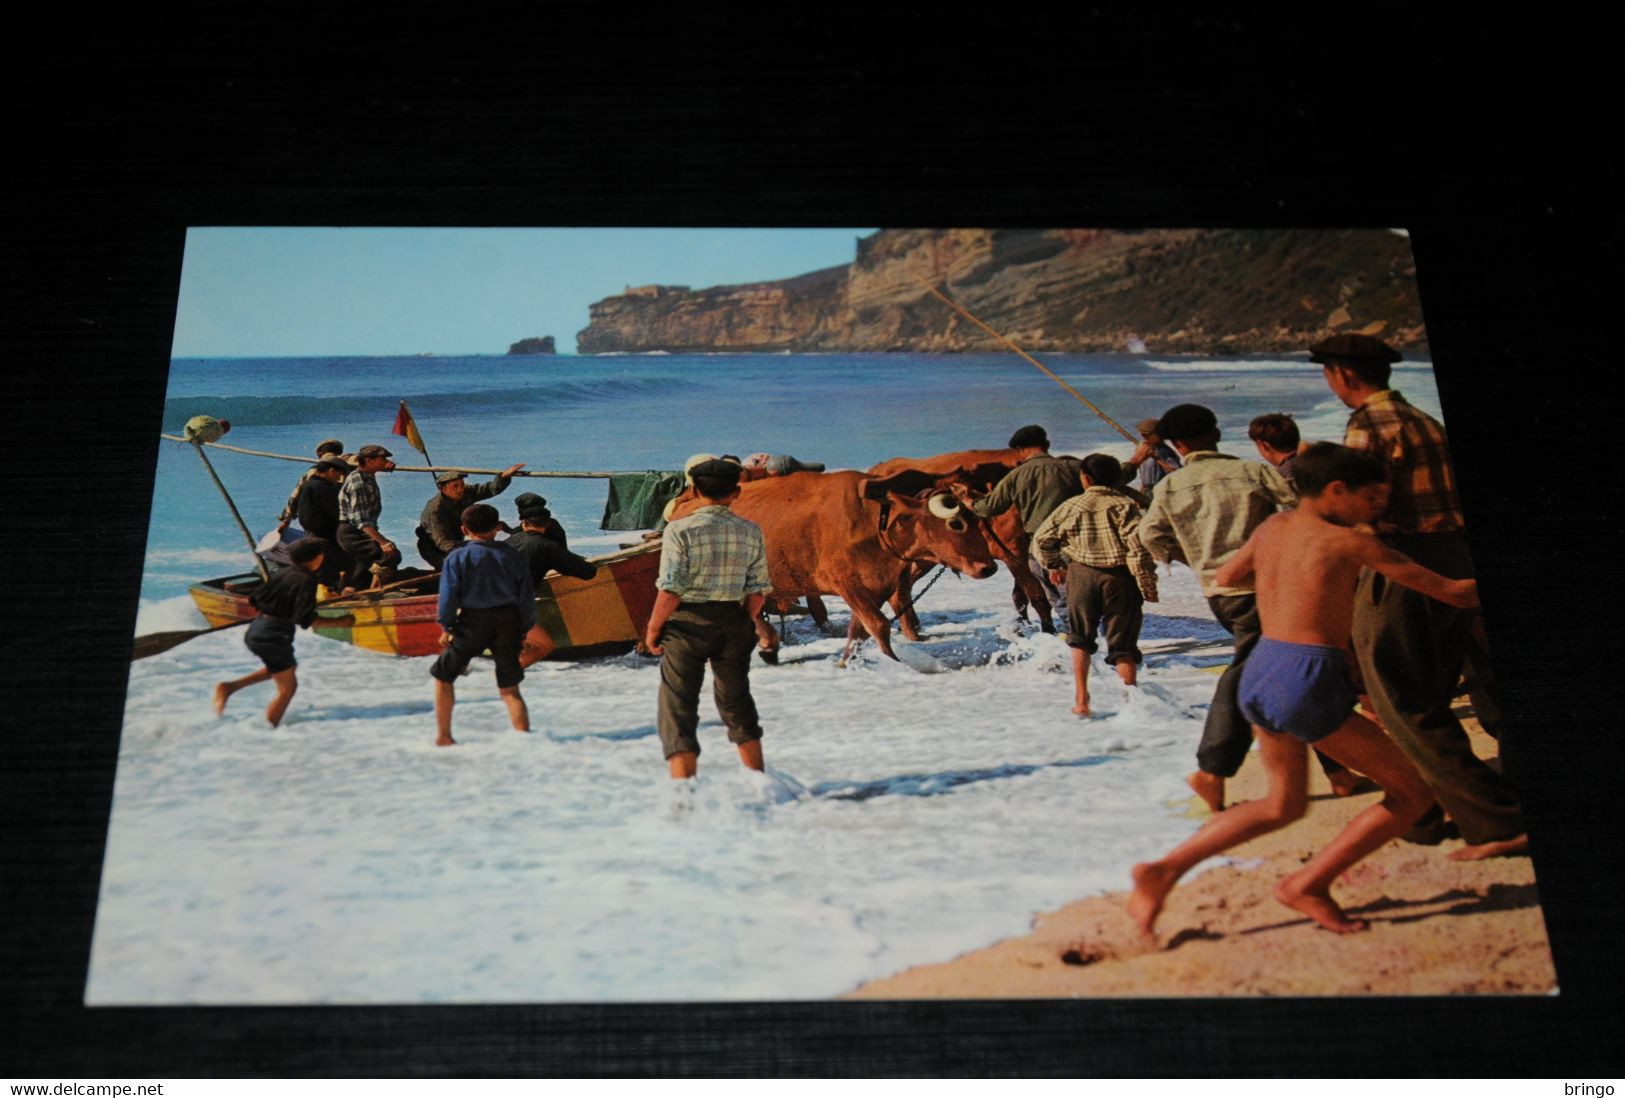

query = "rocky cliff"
[[575, 228, 1428, 354], [507, 336, 556, 355]]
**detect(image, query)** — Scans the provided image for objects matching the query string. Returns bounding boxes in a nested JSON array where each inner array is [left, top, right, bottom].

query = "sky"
[[171, 228, 877, 357]]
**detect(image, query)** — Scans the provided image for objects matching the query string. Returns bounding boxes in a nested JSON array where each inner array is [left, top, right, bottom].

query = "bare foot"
[[435, 735, 457, 747], [1126, 862, 1178, 937], [212, 683, 229, 717], [1450, 833, 1529, 861], [1186, 770, 1224, 814], [1071, 701, 1092, 717], [1275, 879, 1368, 933]]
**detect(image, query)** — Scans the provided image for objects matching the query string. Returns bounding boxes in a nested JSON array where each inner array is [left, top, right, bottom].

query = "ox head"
[[856, 470, 999, 579]]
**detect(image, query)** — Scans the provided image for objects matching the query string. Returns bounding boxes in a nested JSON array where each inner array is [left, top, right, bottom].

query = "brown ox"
[[866, 449, 1057, 637], [729, 469, 1000, 662]]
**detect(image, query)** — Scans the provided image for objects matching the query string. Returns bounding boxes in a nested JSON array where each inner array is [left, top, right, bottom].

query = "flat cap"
[[1308, 333, 1402, 364], [434, 470, 468, 485], [316, 438, 345, 454], [689, 458, 743, 484], [1157, 404, 1219, 443], [314, 458, 351, 475], [514, 492, 551, 519], [1008, 424, 1048, 448], [356, 443, 393, 459]]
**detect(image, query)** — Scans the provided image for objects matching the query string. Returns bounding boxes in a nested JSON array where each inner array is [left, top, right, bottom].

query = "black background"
[[4, 9, 1620, 1078]]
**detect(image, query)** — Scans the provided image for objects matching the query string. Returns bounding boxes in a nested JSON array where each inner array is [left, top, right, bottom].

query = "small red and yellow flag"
[[392, 400, 428, 457]]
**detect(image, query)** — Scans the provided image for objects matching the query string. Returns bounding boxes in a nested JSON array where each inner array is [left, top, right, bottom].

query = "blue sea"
[[144, 351, 1443, 601], [93, 351, 1455, 1004]]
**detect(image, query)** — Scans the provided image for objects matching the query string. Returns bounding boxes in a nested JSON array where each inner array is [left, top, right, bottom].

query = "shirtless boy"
[[1127, 443, 1476, 936]]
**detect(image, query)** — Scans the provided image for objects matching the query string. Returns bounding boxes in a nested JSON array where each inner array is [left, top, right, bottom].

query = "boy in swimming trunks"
[[213, 537, 326, 727], [1127, 443, 1476, 936]]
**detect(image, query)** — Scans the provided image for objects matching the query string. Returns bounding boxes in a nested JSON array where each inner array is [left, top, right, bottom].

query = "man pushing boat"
[[414, 463, 526, 569]]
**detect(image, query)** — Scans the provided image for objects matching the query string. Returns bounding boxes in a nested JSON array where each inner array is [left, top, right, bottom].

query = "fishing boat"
[[188, 541, 662, 660]]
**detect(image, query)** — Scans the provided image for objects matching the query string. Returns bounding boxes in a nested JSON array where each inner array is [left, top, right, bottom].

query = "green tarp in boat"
[[601, 471, 686, 530]]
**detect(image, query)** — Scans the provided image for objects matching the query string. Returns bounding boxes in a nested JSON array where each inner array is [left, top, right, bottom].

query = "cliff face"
[[576, 228, 1428, 354]]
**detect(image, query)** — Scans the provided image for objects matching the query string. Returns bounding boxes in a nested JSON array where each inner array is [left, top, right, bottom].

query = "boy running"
[[1127, 443, 1475, 936], [213, 537, 327, 727]]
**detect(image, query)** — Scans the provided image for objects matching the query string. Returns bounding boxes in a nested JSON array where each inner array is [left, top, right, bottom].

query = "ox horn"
[[927, 492, 962, 520]]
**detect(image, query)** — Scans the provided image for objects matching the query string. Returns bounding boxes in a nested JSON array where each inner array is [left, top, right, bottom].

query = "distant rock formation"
[[576, 228, 1428, 355], [507, 336, 556, 355]]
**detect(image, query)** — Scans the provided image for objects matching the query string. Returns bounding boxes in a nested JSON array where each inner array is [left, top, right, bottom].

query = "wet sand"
[[848, 715, 1556, 998]]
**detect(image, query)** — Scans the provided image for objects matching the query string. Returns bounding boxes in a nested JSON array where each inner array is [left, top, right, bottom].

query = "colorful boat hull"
[[189, 542, 662, 660]]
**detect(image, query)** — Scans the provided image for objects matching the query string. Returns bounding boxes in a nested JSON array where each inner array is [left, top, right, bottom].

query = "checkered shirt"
[[1033, 486, 1158, 601], [658, 505, 772, 602], [1343, 390, 1464, 535], [338, 469, 383, 527]]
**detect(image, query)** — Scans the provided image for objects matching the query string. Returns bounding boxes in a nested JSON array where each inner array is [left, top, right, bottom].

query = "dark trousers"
[[1027, 555, 1068, 631], [656, 602, 763, 759], [1064, 562, 1143, 665], [1353, 534, 1522, 844], [1197, 593, 1263, 778], [337, 523, 403, 581]]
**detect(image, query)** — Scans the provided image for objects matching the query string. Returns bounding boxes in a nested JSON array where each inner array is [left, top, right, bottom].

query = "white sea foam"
[[145, 546, 264, 568], [134, 595, 210, 635], [88, 564, 1232, 1004]]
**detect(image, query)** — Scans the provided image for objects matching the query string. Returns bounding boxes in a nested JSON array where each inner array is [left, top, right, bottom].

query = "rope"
[[920, 282, 1140, 446], [158, 435, 628, 478]]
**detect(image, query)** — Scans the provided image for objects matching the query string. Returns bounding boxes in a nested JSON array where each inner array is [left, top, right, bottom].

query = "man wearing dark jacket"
[[294, 458, 352, 588], [415, 464, 524, 569]]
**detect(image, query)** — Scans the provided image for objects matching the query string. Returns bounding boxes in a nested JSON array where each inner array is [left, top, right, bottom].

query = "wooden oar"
[[131, 572, 441, 661]]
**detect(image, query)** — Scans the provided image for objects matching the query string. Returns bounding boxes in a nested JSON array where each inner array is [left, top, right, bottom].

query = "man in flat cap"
[[1314, 334, 1526, 858], [294, 458, 354, 590], [1139, 403, 1299, 812], [415, 462, 526, 570], [276, 439, 351, 531], [336, 443, 402, 589], [644, 458, 773, 781], [972, 424, 1086, 630], [504, 492, 599, 667]]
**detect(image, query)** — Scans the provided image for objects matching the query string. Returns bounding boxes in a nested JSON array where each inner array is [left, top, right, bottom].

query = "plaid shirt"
[[338, 469, 383, 527], [1033, 486, 1158, 601], [1343, 390, 1464, 536], [658, 505, 771, 602]]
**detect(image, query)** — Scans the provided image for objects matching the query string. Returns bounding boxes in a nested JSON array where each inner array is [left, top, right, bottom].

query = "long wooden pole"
[[159, 435, 621, 478], [920, 281, 1140, 445], [189, 441, 271, 581]]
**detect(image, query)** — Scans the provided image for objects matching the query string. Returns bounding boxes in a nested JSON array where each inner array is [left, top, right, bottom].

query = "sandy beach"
[[848, 713, 1556, 998]]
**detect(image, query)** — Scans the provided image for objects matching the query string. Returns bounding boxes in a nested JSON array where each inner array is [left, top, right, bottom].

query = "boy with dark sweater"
[[213, 537, 327, 727], [431, 502, 536, 747]]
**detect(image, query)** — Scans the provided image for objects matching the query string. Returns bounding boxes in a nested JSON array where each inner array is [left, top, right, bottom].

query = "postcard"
[[85, 227, 1555, 1004]]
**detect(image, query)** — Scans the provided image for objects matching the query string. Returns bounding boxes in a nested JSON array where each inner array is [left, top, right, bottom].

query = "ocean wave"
[[163, 376, 702, 429]]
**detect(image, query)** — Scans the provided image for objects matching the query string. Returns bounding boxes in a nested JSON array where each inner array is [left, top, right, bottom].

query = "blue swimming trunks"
[[1237, 637, 1358, 744]]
